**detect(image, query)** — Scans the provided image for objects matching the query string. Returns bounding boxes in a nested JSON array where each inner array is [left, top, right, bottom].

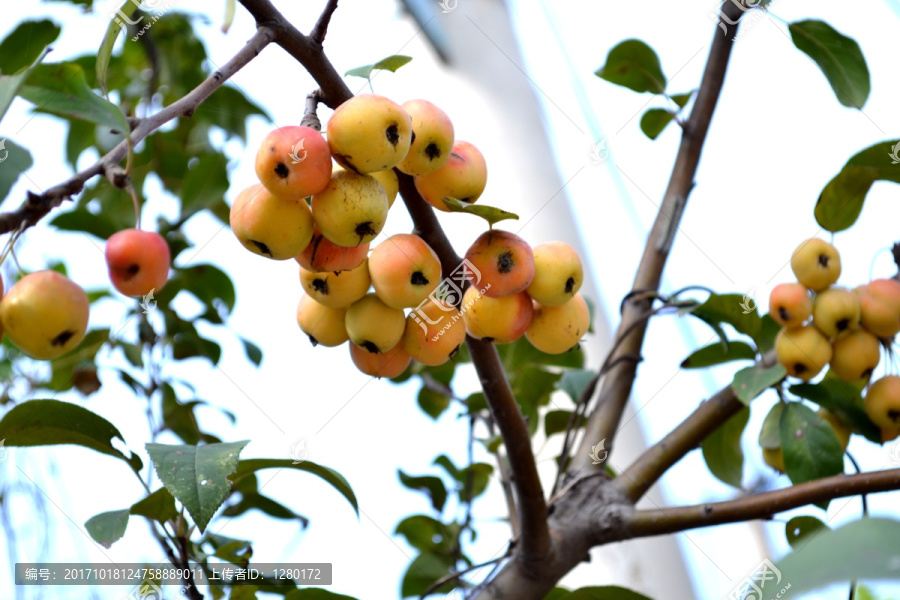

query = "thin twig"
[[310, 0, 339, 45]]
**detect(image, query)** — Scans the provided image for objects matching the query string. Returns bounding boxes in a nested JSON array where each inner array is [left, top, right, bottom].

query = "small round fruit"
[[370, 168, 399, 207], [857, 278, 900, 338], [0, 271, 89, 360], [255, 125, 332, 198], [299, 259, 371, 308], [296, 295, 348, 347], [768, 283, 813, 328], [462, 287, 533, 344], [295, 226, 368, 272], [105, 228, 171, 297], [397, 99, 454, 176], [818, 408, 851, 451], [526, 242, 583, 307], [829, 328, 880, 382], [368, 234, 441, 309], [762, 447, 786, 473], [230, 183, 315, 260], [326, 94, 412, 174], [812, 287, 860, 338], [344, 293, 406, 354], [464, 230, 535, 298], [774, 325, 832, 381], [790, 238, 841, 291], [414, 141, 487, 211], [525, 294, 590, 354], [350, 341, 411, 378], [311, 170, 388, 247], [864, 375, 900, 430], [403, 298, 466, 366]]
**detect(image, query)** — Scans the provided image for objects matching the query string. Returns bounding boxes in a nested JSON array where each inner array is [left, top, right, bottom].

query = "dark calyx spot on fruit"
[[386, 123, 400, 147], [778, 307, 790, 322], [123, 263, 140, 280], [862, 367, 874, 380], [356, 222, 376, 241], [794, 363, 808, 375], [52, 330, 76, 347], [497, 251, 515, 274], [459, 197, 472, 204], [565, 277, 576, 294], [818, 254, 830, 267], [410, 271, 429, 286], [274, 162, 289, 179], [251, 240, 273, 257], [889, 409, 900, 423], [410, 131, 416, 144], [835, 318, 851, 331], [483, 337, 495, 343], [312, 278, 329, 294], [425, 143, 441, 160], [308, 335, 319, 347], [362, 341, 380, 354]]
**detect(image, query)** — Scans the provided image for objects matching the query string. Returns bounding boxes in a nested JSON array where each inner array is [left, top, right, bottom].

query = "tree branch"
[[310, 0, 340, 46], [0, 26, 275, 236], [625, 468, 900, 539], [569, 0, 746, 472], [617, 350, 777, 502]]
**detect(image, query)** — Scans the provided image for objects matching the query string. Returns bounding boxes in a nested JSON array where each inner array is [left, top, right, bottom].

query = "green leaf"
[[565, 586, 654, 599], [780, 402, 844, 487], [180, 153, 230, 221], [85, 509, 130, 549], [542, 589, 571, 600], [558, 369, 595, 404], [0, 20, 60, 75], [775, 518, 900, 593], [545, 409, 575, 437], [499, 335, 586, 369], [344, 55, 412, 80], [400, 552, 454, 597], [398, 470, 447, 513], [670, 91, 693, 109], [594, 39, 666, 94], [166, 264, 236, 315], [97, 3, 138, 93], [785, 515, 829, 550], [758, 402, 784, 449], [0, 399, 143, 473], [701, 405, 749, 488], [229, 459, 358, 517], [788, 20, 870, 109], [816, 140, 900, 233], [20, 62, 128, 133], [639, 108, 675, 140], [756, 314, 782, 354], [731, 363, 786, 404], [681, 341, 756, 369], [146, 441, 249, 532], [790, 379, 881, 443], [130, 488, 179, 523], [417, 386, 450, 420], [204, 533, 252, 568], [0, 139, 34, 204], [395, 515, 450, 553], [690, 293, 762, 340], [196, 85, 269, 144], [440, 197, 519, 226], [241, 338, 263, 367], [222, 491, 307, 524], [511, 366, 561, 435]]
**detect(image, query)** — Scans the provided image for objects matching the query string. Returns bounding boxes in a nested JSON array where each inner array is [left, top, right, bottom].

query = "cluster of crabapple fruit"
[[230, 94, 591, 377], [762, 237, 900, 472], [0, 221, 170, 361]]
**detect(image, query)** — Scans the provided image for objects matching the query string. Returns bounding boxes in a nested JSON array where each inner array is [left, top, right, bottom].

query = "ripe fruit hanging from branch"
[[296, 295, 349, 347], [295, 226, 369, 273], [774, 325, 832, 381], [397, 99, 454, 176], [527, 242, 584, 307], [299, 260, 371, 308], [350, 341, 411, 378], [230, 183, 315, 260], [255, 125, 333, 198], [326, 94, 412, 174], [790, 237, 841, 291], [865, 375, 900, 430], [311, 170, 389, 247], [857, 278, 900, 338], [403, 299, 467, 367], [768, 283, 813, 328], [811, 287, 860, 338], [0, 271, 90, 360], [345, 293, 406, 354], [462, 287, 533, 344], [414, 140, 487, 211], [829, 328, 881, 382], [464, 229, 535, 298], [526, 294, 590, 355], [105, 229, 171, 297], [368, 234, 441, 309]]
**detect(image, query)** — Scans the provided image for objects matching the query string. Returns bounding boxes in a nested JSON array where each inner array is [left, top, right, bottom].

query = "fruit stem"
[[0, 222, 26, 273], [128, 183, 142, 230], [300, 89, 323, 130]]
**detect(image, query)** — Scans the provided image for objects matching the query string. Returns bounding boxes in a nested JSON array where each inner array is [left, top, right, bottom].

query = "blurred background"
[[1, 0, 899, 598]]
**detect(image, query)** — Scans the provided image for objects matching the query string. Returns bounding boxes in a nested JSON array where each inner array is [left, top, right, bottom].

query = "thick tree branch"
[[617, 350, 777, 502], [397, 172, 550, 563], [0, 26, 275, 236], [625, 468, 900, 538], [569, 0, 746, 472], [237, 0, 352, 108]]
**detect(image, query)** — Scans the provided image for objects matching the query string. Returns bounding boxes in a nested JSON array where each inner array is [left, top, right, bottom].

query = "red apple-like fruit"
[[106, 229, 171, 297]]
